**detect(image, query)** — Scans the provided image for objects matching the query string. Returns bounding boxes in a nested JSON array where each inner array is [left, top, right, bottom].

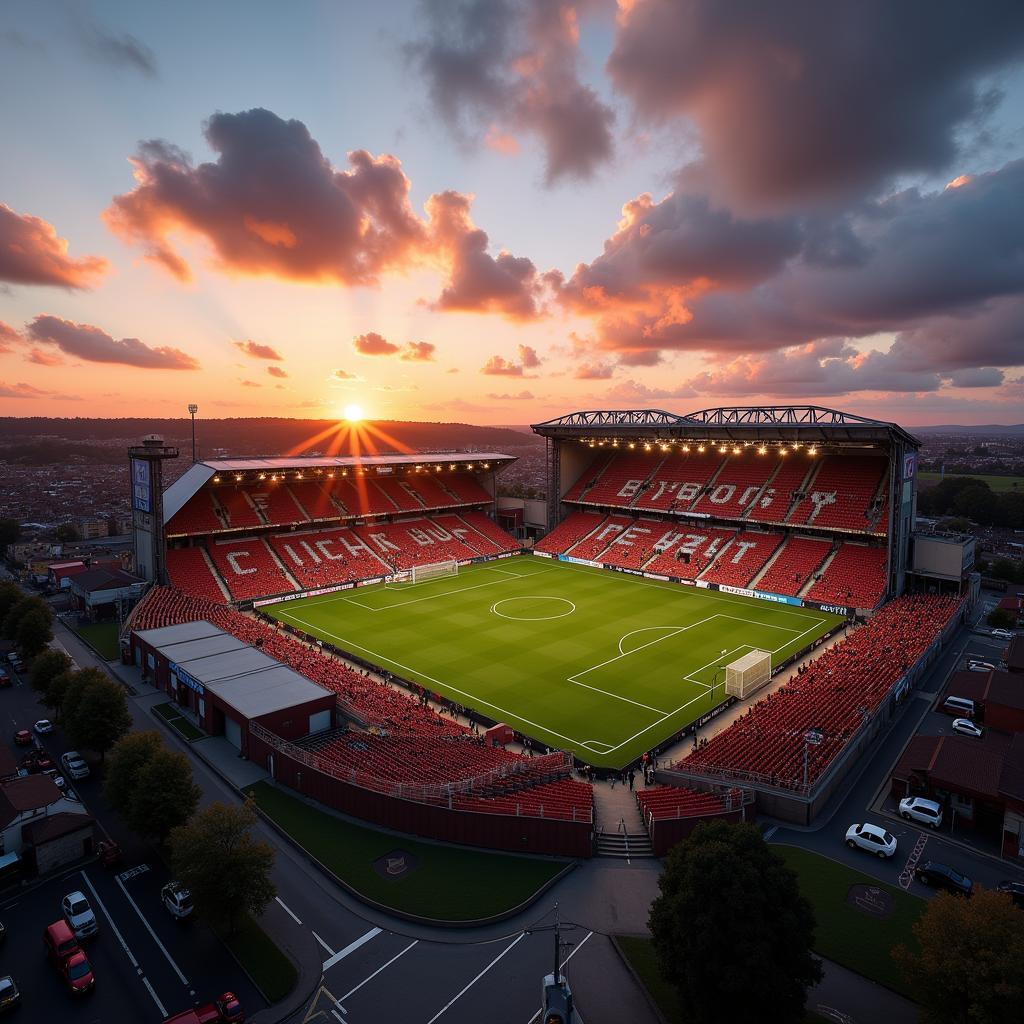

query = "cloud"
[[0, 203, 108, 288], [486, 389, 536, 399], [72, 14, 157, 76], [0, 321, 20, 354], [353, 332, 401, 356], [333, 369, 359, 380], [400, 341, 436, 361], [0, 380, 80, 400], [518, 343, 541, 368], [234, 339, 283, 360], [240, 379, 262, 388], [25, 348, 64, 366], [267, 365, 288, 379], [25, 314, 200, 369], [608, 0, 1024, 206], [604, 378, 699, 403], [574, 360, 614, 379], [409, 0, 615, 182], [480, 344, 544, 376], [427, 190, 547, 318]]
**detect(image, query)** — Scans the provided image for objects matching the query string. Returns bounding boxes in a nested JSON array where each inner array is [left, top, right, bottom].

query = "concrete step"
[[596, 832, 655, 858]]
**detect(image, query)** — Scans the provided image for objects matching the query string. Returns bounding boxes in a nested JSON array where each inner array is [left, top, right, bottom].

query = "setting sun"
[[343, 403, 365, 422]]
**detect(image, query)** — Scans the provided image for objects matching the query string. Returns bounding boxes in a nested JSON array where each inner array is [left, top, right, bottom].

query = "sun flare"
[[343, 403, 364, 423]]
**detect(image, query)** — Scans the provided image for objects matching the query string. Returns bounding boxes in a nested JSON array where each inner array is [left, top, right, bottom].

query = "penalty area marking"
[[491, 596, 576, 621]]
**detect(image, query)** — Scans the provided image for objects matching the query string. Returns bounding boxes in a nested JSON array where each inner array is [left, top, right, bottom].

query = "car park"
[[899, 796, 943, 828], [60, 751, 90, 780], [952, 718, 984, 738], [914, 860, 973, 896], [995, 880, 1024, 908], [0, 975, 19, 1012], [991, 628, 1013, 640], [59, 949, 95, 996], [162, 881, 194, 921], [845, 822, 897, 858], [34, 719, 53, 735], [62, 891, 98, 940], [13, 729, 32, 747]]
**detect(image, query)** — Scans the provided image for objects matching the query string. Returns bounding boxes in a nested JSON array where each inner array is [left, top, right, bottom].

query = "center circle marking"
[[491, 596, 577, 621]]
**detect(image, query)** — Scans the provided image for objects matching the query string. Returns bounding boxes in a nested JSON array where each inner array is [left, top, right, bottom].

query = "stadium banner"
[[609, 566, 643, 577], [560, 555, 602, 569], [643, 572, 670, 581], [169, 663, 204, 696], [718, 583, 803, 607], [357, 577, 385, 587], [532, 551, 553, 559], [254, 581, 355, 607], [695, 580, 710, 589], [805, 600, 853, 617]]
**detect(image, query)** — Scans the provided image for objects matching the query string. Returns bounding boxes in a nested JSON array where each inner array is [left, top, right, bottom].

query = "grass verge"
[[776, 845, 922, 998], [247, 781, 568, 922], [71, 620, 121, 660], [153, 701, 205, 741], [218, 913, 297, 1003], [615, 935, 832, 1024]]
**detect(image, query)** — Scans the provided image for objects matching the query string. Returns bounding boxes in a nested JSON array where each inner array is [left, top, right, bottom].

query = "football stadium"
[[124, 405, 970, 857]]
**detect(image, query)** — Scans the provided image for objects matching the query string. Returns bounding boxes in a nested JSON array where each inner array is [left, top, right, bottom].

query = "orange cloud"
[[26, 314, 199, 369], [353, 332, 400, 356], [26, 348, 64, 366], [234, 339, 284, 360], [0, 203, 108, 288], [267, 365, 288, 378]]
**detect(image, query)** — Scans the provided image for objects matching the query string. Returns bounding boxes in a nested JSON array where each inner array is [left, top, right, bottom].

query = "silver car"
[[899, 796, 943, 828]]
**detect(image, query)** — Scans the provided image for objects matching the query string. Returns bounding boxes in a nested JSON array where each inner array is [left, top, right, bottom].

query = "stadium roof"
[[532, 405, 919, 447]]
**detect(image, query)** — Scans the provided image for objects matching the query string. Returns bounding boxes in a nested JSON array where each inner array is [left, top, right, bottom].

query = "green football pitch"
[[266, 556, 843, 769]]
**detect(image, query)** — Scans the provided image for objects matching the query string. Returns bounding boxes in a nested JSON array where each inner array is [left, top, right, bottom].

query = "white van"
[[942, 695, 976, 718]]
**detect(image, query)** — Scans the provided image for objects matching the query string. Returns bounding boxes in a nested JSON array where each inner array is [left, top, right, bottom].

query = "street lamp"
[[188, 404, 198, 462]]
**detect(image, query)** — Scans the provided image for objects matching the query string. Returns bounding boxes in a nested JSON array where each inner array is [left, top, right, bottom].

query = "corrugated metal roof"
[[209, 665, 330, 719], [134, 620, 223, 647]]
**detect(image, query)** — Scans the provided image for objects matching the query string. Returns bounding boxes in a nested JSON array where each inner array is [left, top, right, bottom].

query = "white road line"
[[339, 939, 419, 1001], [79, 871, 138, 969], [275, 896, 302, 925], [322, 927, 383, 972], [142, 976, 168, 1018], [526, 930, 594, 1024], [314, 931, 336, 956], [426, 933, 527, 1024], [115, 874, 190, 987], [763, 825, 778, 841]]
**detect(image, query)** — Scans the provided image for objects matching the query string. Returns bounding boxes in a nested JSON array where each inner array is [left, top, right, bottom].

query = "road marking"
[[426, 932, 527, 1024], [142, 976, 168, 1018], [314, 931, 336, 956], [115, 873, 190, 987], [339, 939, 419, 1001], [275, 896, 302, 925], [80, 870, 138, 969], [322, 926, 382, 972], [526, 930, 594, 1024], [763, 825, 778, 841]]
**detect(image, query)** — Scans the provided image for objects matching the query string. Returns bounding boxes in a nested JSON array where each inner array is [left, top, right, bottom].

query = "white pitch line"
[[566, 675, 671, 715], [425, 933, 527, 1024], [339, 939, 419, 1002], [322, 927, 383, 972], [116, 873, 190, 987]]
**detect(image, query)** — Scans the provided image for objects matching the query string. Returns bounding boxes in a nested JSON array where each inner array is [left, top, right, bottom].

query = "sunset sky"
[[2, 0, 1024, 426]]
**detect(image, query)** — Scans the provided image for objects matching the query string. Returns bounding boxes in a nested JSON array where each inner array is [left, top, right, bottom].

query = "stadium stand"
[[691, 451, 776, 517], [644, 526, 737, 580], [786, 455, 888, 534], [561, 453, 613, 502], [637, 785, 741, 822], [214, 487, 264, 530], [632, 451, 724, 512], [457, 511, 520, 554], [404, 473, 459, 509], [676, 594, 962, 789], [287, 481, 342, 521], [577, 452, 660, 507], [330, 476, 398, 517], [600, 519, 669, 569], [207, 537, 297, 600], [248, 483, 309, 527], [165, 546, 228, 604], [267, 527, 390, 589], [754, 536, 832, 596], [166, 491, 225, 536], [533, 511, 606, 555], [699, 531, 783, 588], [371, 475, 425, 512], [807, 543, 888, 608], [442, 473, 494, 505], [743, 457, 814, 525], [352, 518, 480, 569], [566, 514, 634, 561]]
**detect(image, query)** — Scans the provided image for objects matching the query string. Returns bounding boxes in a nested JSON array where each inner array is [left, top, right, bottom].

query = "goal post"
[[725, 649, 772, 699], [386, 559, 459, 588]]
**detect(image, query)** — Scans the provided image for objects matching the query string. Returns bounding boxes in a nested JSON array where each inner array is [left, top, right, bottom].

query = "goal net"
[[725, 649, 772, 699], [387, 559, 459, 587]]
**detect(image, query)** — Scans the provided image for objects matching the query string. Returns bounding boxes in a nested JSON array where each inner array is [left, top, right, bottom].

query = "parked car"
[[13, 729, 32, 747], [0, 975, 19, 1012], [914, 860, 973, 896], [0, 669, 11, 689], [62, 891, 98, 940], [61, 751, 90, 780], [43, 920, 80, 964], [59, 949, 95, 995], [941, 696, 976, 718], [162, 881, 194, 921], [899, 796, 943, 829], [97, 840, 122, 868], [952, 718, 984, 738], [164, 991, 244, 1023], [995, 880, 1024, 908], [34, 719, 53, 735], [968, 661, 995, 672], [991, 628, 1013, 640], [846, 822, 897, 858]]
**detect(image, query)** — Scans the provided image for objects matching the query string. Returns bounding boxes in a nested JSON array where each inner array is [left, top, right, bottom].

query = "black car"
[[915, 860, 973, 896], [995, 880, 1024, 908]]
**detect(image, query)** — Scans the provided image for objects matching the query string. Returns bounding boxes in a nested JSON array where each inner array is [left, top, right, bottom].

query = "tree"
[[894, 889, 1024, 1023], [648, 821, 821, 1024], [127, 748, 201, 844], [30, 648, 72, 700], [988, 608, 1016, 629], [2, 595, 48, 643], [63, 670, 132, 760], [170, 801, 276, 935], [15, 606, 53, 658], [44, 669, 75, 719], [106, 731, 164, 815], [55, 523, 80, 543], [0, 518, 19, 554], [0, 582, 21, 623]]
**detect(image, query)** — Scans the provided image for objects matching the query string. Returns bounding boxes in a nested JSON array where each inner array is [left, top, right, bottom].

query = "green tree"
[[15, 606, 53, 658], [63, 670, 132, 760], [126, 748, 201, 844], [953, 484, 997, 524], [987, 608, 1016, 629], [649, 821, 821, 1024], [44, 669, 75, 719], [30, 648, 72, 700], [894, 889, 1024, 1023], [2, 594, 48, 643], [0, 518, 19, 554], [105, 731, 164, 815], [170, 801, 276, 935], [55, 523, 80, 543], [0, 582, 21, 623]]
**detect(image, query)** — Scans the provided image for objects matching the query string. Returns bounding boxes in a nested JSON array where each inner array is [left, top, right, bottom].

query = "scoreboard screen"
[[132, 458, 152, 513]]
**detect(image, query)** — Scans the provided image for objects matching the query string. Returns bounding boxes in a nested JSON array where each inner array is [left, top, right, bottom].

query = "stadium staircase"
[[593, 782, 654, 858], [263, 536, 302, 591]]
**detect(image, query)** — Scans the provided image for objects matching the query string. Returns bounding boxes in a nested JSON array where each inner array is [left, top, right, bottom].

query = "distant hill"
[[915, 424, 1024, 435], [0, 417, 542, 464]]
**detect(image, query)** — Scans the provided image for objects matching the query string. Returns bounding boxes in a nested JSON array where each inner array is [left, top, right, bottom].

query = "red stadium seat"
[[806, 544, 888, 608], [755, 536, 832, 596], [207, 537, 298, 600]]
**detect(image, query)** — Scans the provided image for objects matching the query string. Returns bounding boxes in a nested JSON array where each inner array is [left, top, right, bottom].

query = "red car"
[[60, 950, 95, 995], [13, 729, 32, 747], [165, 992, 244, 1023]]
